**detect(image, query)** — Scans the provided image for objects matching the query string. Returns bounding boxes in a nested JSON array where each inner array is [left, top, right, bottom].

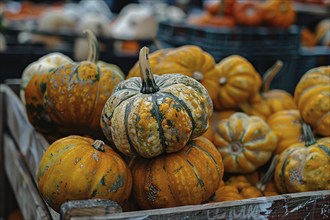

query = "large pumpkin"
[[294, 66, 330, 136], [43, 30, 124, 138], [267, 110, 303, 154], [213, 112, 278, 173], [213, 55, 262, 110], [37, 135, 132, 212], [130, 136, 224, 209], [101, 47, 213, 158], [20, 52, 72, 104], [274, 124, 330, 193]]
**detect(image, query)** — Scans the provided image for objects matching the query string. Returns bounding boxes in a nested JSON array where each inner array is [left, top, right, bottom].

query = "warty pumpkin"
[[213, 55, 262, 110], [261, 0, 296, 28], [101, 46, 213, 158], [213, 112, 278, 173], [274, 124, 330, 193], [267, 109, 303, 155], [43, 30, 124, 138], [294, 66, 330, 136], [130, 136, 224, 210], [20, 52, 72, 104], [37, 135, 132, 212]]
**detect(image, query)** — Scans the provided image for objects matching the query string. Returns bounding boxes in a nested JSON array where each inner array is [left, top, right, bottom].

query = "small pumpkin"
[[204, 0, 237, 16], [267, 110, 303, 154], [37, 135, 132, 212], [20, 52, 72, 104], [232, 1, 264, 26], [315, 18, 330, 46], [213, 55, 262, 110], [43, 30, 124, 138], [294, 66, 330, 136], [274, 124, 330, 193], [130, 136, 224, 210], [101, 47, 213, 158], [301, 28, 317, 47], [261, 0, 296, 28], [213, 112, 278, 173]]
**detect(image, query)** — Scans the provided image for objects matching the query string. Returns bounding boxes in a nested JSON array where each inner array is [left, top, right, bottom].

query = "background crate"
[[157, 21, 330, 94]]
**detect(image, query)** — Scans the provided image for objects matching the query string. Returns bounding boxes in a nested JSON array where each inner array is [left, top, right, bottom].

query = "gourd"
[[20, 52, 73, 104], [213, 55, 262, 110], [213, 112, 278, 173], [274, 124, 330, 193], [37, 135, 132, 212], [101, 47, 213, 158], [130, 137, 224, 209], [267, 110, 303, 154], [315, 18, 330, 46], [43, 30, 124, 138], [261, 0, 296, 28], [232, 1, 264, 26], [294, 66, 330, 136]]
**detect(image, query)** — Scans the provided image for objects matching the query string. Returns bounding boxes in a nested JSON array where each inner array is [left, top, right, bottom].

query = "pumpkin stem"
[[262, 60, 283, 93], [229, 141, 244, 155], [139, 46, 160, 94], [193, 71, 204, 81], [302, 123, 316, 147], [255, 155, 278, 192], [218, 0, 226, 16], [219, 77, 227, 85], [84, 29, 99, 63], [92, 140, 105, 152]]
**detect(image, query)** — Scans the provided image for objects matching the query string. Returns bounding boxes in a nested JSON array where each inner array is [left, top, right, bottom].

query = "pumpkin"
[[151, 45, 220, 102], [274, 124, 330, 193], [267, 110, 303, 154], [301, 28, 317, 47], [315, 18, 330, 46], [205, 15, 236, 27], [37, 135, 132, 212], [213, 112, 278, 173], [261, 0, 296, 28], [20, 52, 72, 104], [101, 47, 213, 158], [43, 30, 124, 138], [232, 1, 264, 26], [204, 0, 237, 16], [239, 60, 297, 120], [213, 55, 262, 110], [130, 136, 224, 209], [294, 66, 330, 136], [126, 48, 172, 78]]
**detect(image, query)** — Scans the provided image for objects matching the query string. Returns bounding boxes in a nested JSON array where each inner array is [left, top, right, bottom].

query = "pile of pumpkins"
[[21, 30, 330, 213]]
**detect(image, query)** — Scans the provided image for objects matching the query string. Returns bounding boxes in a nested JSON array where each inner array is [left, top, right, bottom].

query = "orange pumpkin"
[[267, 110, 303, 154], [204, 0, 237, 16], [232, 1, 264, 26], [301, 28, 317, 47], [294, 66, 330, 136], [262, 0, 296, 28], [130, 137, 224, 209], [37, 135, 132, 212], [213, 112, 278, 173]]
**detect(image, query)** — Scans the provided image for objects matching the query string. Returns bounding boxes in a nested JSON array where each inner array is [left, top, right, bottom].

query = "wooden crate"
[[1, 83, 329, 220]]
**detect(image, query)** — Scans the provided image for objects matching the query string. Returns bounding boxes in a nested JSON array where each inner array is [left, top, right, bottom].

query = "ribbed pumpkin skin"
[[267, 110, 303, 154], [25, 73, 59, 134], [263, 89, 297, 113], [213, 55, 262, 109], [274, 137, 330, 193], [262, 0, 296, 28], [37, 135, 132, 212], [101, 73, 213, 158], [213, 112, 278, 173], [130, 137, 224, 209], [43, 61, 123, 137], [294, 66, 330, 136]]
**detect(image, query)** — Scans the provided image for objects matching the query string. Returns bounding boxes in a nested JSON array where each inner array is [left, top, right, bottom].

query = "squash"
[[204, 0, 237, 16], [301, 28, 317, 47], [315, 18, 330, 46], [43, 30, 124, 138], [130, 136, 224, 209], [20, 52, 72, 104], [294, 66, 330, 136], [267, 110, 303, 154], [261, 0, 296, 28], [213, 55, 262, 110], [101, 47, 213, 158], [152, 45, 220, 102], [239, 60, 297, 120], [232, 1, 264, 26], [274, 124, 330, 193], [37, 135, 132, 212], [213, 112, 278, 173]]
